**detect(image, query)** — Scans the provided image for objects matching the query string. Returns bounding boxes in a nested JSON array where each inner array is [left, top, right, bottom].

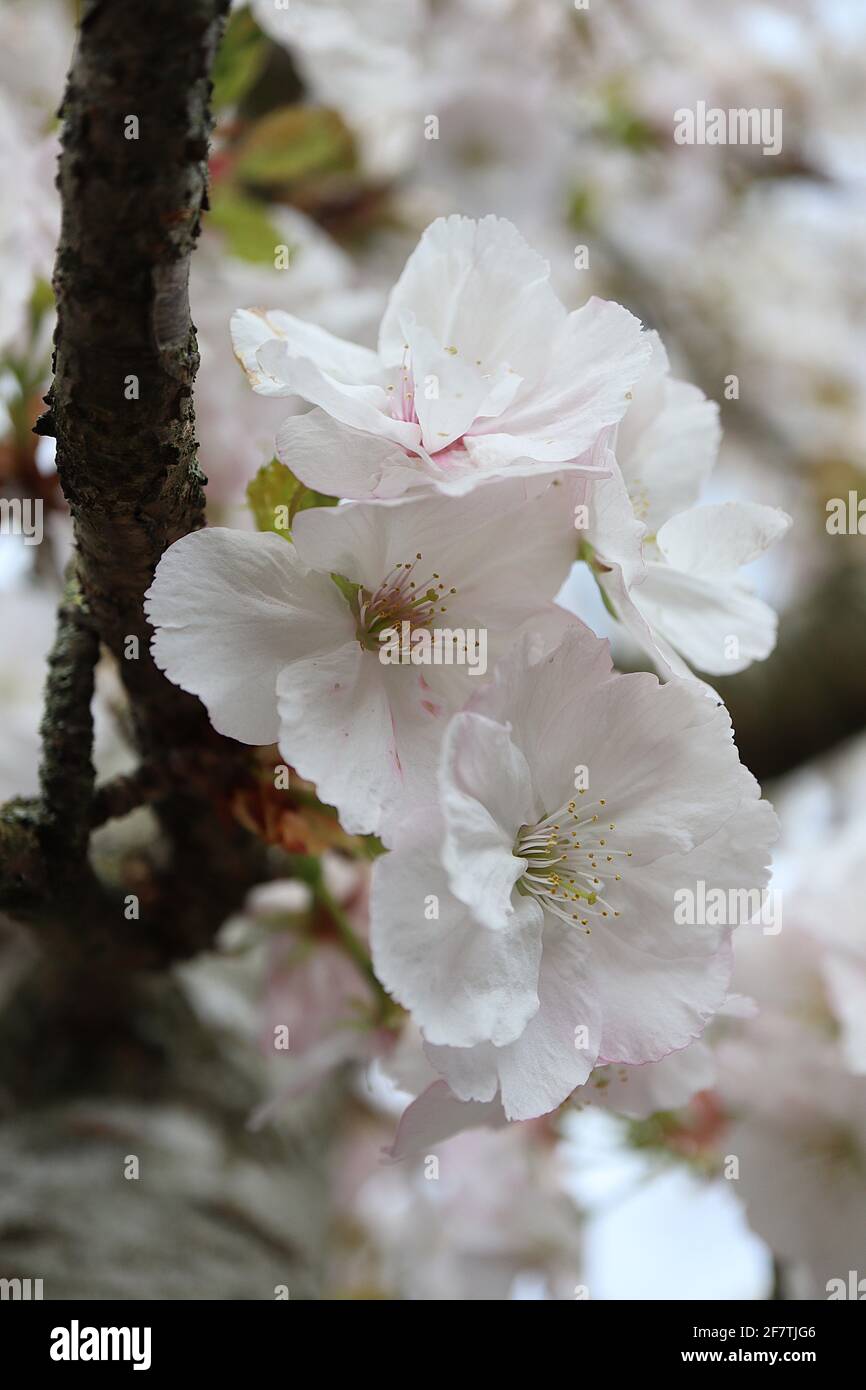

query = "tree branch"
[[0, 0, 267, 960], [37, 569, 99, 877], [0, 800, 44, 915], [38, 0, 229, 754]]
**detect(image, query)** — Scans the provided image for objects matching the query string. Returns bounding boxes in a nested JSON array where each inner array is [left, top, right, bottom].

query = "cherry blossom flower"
[[717, 1003, 866, 1295], [192, 206, 381, 509], [145, 477, 577, 840], [335, 1119, 583, 1300], [378, 993, 759, 1158], [709, 740, 866, 1292], [231, 214, 649, 498], [569, 333, 791, 677], [371, 623, 777, 1120]]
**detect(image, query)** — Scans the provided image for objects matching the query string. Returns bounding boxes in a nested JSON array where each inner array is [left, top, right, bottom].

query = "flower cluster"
[[146, 214, 788, 1135]]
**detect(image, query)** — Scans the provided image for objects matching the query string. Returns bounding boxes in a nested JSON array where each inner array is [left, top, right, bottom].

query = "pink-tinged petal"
[[400, 314, 522, 453], [417, 444, 609, 498], [275, 644, 441, 837], [576, 1043, 716, 1120], [256, 337, 421, 450], [145, 527, 353, 746], [469, 297, 650, 464], [276, 410, 427, 500], [371, 843, 543, 1048], [385, 1081, 508, 1162]]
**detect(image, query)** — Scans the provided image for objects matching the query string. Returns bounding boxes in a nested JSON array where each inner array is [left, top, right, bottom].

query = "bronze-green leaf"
[[246, 457, 337, 539], [212, 9, 268, 113], [209, 185, 287, 264], [235, 106, 356, 188]]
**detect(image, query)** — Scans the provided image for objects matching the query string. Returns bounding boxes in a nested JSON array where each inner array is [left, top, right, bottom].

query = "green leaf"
[[208, 185, 287, 264], [235, 105, 356, 188], [246, 458, 337, 538], [212, 8, 268, 112]]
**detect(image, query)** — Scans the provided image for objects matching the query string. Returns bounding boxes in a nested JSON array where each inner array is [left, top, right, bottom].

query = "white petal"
[[423, 1039, 500, 1105], [615, 331, 720, 532], [461, 623, 613, 817], [470, 627, 761, 863], [656, 502, 792, 578], [439, 713, 538, 930], [256, 337, 421, 449], [577, 1042, 716, 1120], [145, 528, 352, 745], [276, 410, 427, 500], [427, 920, 602, 1120], [230, 307, 295, 397], [275, 643, 442, 836], [378, 214, 563, 380], [582, 439, 646, 587], [469, 297, 650, 464], [620, 794, 778, 956], [293, 474, 578, 635], [371, 843, 544, 1047], [588, 557, 697, 683], [385, 1081, 508, 1162], [232, 306, 382, 387], [632, 561, 781, 675], [590, 924, 733, 1067], [401, 313, 522, 453]]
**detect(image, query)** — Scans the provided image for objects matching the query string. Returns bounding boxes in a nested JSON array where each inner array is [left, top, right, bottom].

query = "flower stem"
[[314, 878, 394, 1024]]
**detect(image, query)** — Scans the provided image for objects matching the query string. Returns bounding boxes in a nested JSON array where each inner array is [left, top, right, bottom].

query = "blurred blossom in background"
[[1, 0, 865, 1299]]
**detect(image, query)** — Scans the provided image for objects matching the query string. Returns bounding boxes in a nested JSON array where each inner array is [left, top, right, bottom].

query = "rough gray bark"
[[0, 0, 331, 1298], [40, 0, 220, 734], [2, 0, 265, 965]]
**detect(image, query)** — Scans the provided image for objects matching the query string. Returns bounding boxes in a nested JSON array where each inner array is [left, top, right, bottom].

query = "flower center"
[[515, 792, 632, 934], [385, 346, 474, 463], [356, 552, 456, 651]]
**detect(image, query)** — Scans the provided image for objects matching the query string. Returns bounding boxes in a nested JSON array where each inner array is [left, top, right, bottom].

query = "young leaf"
[[212, 9, 268, 112], [235, 106, 356, 188], [209, 185, 287, 264], [246, 457, 337, 539]]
